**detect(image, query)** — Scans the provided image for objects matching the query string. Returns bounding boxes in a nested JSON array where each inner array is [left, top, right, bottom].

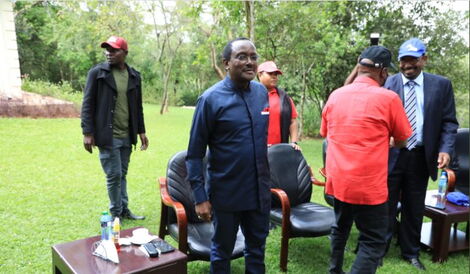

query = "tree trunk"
[[245, 0, 255, 41], [299, 59, 316, 139], [159, 39, 183, 114], [211, 43, 225, 79]]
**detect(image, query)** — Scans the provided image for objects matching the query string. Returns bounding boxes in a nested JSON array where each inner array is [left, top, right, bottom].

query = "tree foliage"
[[14, 0, 469, 134]]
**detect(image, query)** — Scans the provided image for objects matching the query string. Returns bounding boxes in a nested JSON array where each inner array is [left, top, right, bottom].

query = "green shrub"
[[21, 78, 83, 108], [301, 104, 322, 138], [455, 91, 469, 128], [177, 90, 200, 106]]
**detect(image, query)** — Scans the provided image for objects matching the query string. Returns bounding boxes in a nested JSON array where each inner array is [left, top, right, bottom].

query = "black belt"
[[408, 145, 424, 152]]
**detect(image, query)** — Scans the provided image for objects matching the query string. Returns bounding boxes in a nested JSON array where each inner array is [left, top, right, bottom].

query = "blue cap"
[[447, 191, 469, 207], [398, 38, 426, 60]]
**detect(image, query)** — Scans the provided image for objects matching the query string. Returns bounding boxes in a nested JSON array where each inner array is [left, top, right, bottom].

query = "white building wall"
[[0, 0, 22, 98]]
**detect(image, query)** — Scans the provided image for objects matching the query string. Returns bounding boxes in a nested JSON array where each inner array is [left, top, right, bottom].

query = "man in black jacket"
[[81, 36, 148, 220]]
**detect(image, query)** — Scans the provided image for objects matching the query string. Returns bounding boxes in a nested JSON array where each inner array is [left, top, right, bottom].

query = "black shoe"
[[121, 209, 145, 220], [404, 257, 425, 271]]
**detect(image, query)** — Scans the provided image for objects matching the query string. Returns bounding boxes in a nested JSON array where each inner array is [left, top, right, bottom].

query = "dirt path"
[[0, 91, 79, 118]]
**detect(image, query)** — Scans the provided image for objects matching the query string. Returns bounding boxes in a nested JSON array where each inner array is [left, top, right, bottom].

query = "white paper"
[[93, 240, 119, 264]]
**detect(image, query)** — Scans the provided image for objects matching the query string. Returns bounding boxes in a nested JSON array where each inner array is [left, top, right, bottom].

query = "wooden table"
[[52, 227, 187, 274], [420, 190, 469, 262]]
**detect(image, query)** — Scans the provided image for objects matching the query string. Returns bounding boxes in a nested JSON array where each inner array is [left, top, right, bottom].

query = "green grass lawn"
[[0, 104, 468, 273]]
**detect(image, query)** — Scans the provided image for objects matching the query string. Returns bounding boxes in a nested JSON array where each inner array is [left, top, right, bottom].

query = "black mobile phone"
[[151, 239, 176, 253], [143, 242, 160, 258]]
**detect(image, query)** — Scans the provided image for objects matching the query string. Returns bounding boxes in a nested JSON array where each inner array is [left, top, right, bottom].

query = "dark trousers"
[[211, 208, 270, 274], [385, 147, 429, 259], [329, 199, 388, 274], [98, 137, 132, 217]]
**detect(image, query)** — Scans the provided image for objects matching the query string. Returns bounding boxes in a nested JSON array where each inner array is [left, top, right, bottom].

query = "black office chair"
[[445, 128, 469, 237], [158, 150, 245, 261], [447, 128, 469, 195], [320, 139, 335, 207], [268, 144, 335, 271]]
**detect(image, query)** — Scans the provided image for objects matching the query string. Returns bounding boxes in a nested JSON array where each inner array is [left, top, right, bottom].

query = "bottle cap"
[[102, 211, 109, 215]]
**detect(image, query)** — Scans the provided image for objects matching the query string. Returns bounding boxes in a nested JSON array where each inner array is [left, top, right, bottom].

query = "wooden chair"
[[268, 144, 335, 271], [158, 150, 245, 261]]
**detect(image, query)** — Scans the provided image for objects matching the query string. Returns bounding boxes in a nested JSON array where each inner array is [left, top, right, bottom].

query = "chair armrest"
[[271, 188, 291, 227], [158, 177, 189, 254], [319, 167, 327, 178], [445, 168, 456, 192], [309, 166, 326, 186], [159, 177, 175, 207]]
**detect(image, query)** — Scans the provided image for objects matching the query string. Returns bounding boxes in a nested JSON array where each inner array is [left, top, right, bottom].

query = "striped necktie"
[[405, 80, 417, 150]]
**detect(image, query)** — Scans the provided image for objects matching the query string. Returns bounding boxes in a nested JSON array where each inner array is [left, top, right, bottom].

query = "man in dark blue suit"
[[384, 38, 459, 270], [186, 38, 271, 273]]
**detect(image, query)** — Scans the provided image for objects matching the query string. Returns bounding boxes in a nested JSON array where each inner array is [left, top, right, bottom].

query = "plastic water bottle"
[[100, 211, 112, 241], [437, 170, 448, 207]]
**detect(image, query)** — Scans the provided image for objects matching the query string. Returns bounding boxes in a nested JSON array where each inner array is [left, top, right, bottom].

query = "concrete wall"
[[0, 0, 22, 98]]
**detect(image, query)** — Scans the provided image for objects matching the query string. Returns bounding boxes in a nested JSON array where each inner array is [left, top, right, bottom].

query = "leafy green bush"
[[455, 91, 469, 128], [21, 78, 83, 108], [301, 103, 322, 138], [177, 90, 200, 106]]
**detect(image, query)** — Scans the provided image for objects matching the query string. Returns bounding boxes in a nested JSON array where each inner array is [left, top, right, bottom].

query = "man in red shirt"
[[258, 61, 300, 150], [321, 46, 412, 274]]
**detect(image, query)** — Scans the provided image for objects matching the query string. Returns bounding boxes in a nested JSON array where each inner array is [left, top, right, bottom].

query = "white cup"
[[132, 228, 149, 239]]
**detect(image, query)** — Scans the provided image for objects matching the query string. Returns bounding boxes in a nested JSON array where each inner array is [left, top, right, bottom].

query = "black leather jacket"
[[81, 62, 145, 148]]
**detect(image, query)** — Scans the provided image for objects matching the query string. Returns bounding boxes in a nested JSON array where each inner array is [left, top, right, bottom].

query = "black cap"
[[359, 46, 392, 68]]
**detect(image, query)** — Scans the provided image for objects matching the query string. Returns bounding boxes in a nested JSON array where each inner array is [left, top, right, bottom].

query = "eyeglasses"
[[234, 54, 259, 62]]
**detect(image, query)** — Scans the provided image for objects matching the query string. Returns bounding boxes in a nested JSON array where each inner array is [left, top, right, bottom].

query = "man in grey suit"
[[384, 38, 459, 270]]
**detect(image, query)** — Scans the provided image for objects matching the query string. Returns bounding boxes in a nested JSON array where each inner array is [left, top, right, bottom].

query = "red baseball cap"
[[101, 36, 128, 51], [257, 61, 283, 75]]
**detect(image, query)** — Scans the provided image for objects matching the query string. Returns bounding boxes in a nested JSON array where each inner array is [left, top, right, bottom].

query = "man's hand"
[[344, 64, 359, 86], [290, 142, 301, 151], [83, 134, 95, 153], [437, 152, 450, 169], [391, 137, 407, 148], [139, 133, 149, 150], [389, 137, 395, 148], [195, 201, 212, 222]]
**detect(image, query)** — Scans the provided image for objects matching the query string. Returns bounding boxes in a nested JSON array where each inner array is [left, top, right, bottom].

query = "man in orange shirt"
[[257, 61, 300, 150], [321, 46, 412, 274]]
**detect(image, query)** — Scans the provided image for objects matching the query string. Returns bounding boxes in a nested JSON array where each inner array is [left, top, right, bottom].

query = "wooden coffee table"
[[52, 227, 187, 274], [420, 190, 469, 262]]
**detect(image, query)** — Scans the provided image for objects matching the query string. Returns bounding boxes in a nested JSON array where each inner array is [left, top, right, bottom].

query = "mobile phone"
[[143, 242, 160, 258]]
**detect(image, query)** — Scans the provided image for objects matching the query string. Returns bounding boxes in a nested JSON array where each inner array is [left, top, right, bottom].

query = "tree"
[[14, 0, 468, 128]]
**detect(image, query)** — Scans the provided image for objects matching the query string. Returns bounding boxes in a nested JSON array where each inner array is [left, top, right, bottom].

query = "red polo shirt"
[[268, 88, 298, 145], [320, 76, 412, 205]]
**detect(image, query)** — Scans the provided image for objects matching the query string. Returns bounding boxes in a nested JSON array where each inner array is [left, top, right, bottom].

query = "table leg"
[[431, 218, 451, 262]]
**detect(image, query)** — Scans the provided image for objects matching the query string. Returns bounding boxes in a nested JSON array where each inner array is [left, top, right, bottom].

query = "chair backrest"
[[165, 150, 201, 224], [451, 128, 469, 195], [268, 144, 312, 207]]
